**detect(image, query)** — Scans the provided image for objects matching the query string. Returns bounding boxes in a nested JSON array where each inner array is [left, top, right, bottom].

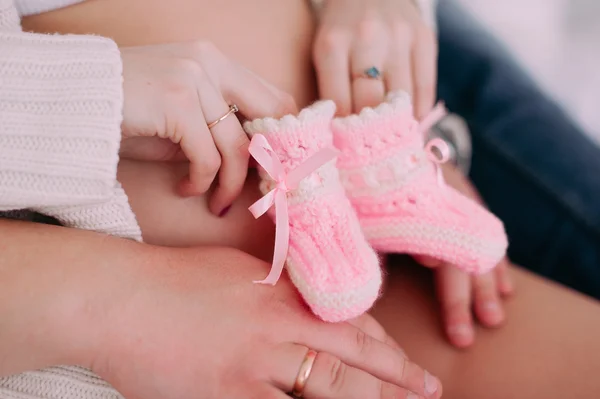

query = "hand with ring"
[[118, 40, 297, 216], [313, 0, 437, 119], [91, 246, 442, 399]]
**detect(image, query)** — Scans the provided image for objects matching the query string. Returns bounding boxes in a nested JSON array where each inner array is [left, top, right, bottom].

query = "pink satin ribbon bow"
[[419, 103, 451, 187], [248, 134, 339, 285]]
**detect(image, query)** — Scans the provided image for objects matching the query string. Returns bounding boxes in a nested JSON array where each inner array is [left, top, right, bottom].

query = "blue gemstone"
[[365, 67, 381, 78]]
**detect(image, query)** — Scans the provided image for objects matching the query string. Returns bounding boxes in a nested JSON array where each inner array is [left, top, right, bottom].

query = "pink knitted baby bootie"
[[244, 101, 381, 322], [332, 92, 508, 274]]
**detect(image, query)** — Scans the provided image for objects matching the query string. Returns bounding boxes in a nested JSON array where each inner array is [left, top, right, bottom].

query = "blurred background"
[[457, 0, 600, 143]]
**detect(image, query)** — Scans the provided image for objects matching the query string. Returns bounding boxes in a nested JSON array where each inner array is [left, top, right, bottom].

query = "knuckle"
[[356, 13, 385, 42], [234, 133, 251, 158], [322, 354, 347, 394], [396, 356, 408, 383], [354, 329, 372, 356], [443, 298, 470, 316], [315, 28, 349, 56], [391, 22, 414, 46], [354, 316, 386, 342], [175, 57, 203, 78], [191, 39, 218, 57], [170, 89, 198, 111]]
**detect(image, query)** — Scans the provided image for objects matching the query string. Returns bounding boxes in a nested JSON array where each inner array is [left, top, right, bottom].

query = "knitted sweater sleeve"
[[0, 0, 123, 210]]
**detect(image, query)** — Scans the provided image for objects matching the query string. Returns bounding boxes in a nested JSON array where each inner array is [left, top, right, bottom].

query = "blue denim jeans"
[[437, 0, 600, 299]]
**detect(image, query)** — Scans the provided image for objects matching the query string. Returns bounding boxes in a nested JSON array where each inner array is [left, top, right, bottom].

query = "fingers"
[[495, 258, 515, 296], [349, 314, 407, 356], [197, 80, 250, 216], [349, 314, 418, 398], [347, 314, 388, 342], [436, 265, 475, 348], [385, 23, 414, 101], [300, 324, 441, 397], [270, 344, 431, 399], [411, 24, 438, 120], [350, 23, 387, 113], [302, 354, 425, 399], [313, 29, 353, 116], [413, 255, 443, 269], [225, 66, 298, 119], [174, 95, 222, 198], [473, 269, 505, 328]]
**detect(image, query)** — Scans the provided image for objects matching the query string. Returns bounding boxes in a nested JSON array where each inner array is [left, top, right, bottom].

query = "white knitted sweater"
[[0, 0, 138, 397]]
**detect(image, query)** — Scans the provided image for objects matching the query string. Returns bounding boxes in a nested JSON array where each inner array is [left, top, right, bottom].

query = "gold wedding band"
[[207, 104, 239, 129], [292, 349, 318, 397]]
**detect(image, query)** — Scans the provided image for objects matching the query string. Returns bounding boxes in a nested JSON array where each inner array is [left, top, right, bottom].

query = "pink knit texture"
[[332, 92, 508, 274], [244, 101, 381, 322]]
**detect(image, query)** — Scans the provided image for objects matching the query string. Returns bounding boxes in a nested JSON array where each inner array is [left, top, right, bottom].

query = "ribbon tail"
[[286, 148, 339, 187], [253, 191, 289, 285], [248, 189, 276, 219], [435, 165, 446, 188]]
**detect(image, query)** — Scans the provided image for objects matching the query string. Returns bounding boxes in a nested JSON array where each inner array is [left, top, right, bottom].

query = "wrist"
[[59, 233, 151, 371], [0, 221, 147, 375]]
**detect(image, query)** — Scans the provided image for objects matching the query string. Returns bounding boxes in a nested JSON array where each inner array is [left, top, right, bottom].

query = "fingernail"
[[407, 392, 420, 399], [424, 370, 439, 396], [447, 323, 471, 336], [483, 301, 500, 312], [218, 206, 231, 217]]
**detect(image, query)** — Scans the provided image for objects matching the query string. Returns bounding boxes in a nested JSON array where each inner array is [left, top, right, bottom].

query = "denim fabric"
[[437, 0, 600, 299]]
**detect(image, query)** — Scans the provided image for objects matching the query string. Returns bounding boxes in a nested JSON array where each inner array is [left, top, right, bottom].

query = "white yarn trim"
[[244, 100, 336, 138], [363, 222, 506, 260], [286, 257, 382, 314], [332, 91, 412, 132]]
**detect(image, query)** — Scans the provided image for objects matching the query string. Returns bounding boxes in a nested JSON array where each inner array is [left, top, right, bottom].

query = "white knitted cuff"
[[0, 31, 124, 210], [0, 0, 20, 31], [14, 0, 86, 17]]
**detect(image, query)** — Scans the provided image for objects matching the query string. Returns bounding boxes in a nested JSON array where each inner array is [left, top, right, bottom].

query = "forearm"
[[0, 219, 144, 376]]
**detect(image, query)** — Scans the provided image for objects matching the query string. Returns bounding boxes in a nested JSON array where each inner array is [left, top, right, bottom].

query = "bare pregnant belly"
[[23, 0, 317, 256]]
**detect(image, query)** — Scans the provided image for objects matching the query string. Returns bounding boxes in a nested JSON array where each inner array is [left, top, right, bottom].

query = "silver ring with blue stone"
[[357, 66, 382, 80]]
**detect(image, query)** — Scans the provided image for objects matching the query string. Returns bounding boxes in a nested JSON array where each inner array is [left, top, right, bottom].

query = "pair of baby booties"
[[243, 91, 508, 323]]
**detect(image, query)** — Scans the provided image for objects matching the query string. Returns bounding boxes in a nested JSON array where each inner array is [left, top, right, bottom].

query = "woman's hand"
[[118, 41, 296, 216], [419, 163, 515, 348], [313, 0, 437, 118], [92, 246, 442, 399]]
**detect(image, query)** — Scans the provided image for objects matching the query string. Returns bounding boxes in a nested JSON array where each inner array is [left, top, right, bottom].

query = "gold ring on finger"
[[291, 349, 318, 398], [207, 104, 239, 129]]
